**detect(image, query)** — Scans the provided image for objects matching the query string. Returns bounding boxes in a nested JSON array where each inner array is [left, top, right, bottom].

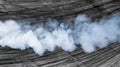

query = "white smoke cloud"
[[0, 14, 119, 55]]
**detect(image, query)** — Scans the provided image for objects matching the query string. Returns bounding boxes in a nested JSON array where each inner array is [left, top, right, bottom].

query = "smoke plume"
[[0, 14, 119, 55]]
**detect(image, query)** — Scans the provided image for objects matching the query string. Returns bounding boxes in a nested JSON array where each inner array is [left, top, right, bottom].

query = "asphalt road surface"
[[0, 0, 120, 67]]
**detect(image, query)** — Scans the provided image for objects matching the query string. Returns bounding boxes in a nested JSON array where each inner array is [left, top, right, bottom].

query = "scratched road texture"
[[0, 0, 120, 67]]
